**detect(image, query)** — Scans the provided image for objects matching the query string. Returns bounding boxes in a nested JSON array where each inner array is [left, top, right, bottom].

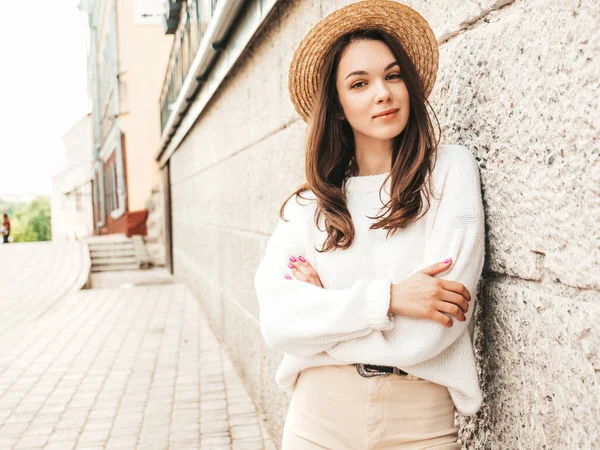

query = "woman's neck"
[[353, 135, 393, 176]]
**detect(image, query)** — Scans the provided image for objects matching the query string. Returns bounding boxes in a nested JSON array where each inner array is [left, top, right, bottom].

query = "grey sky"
[[0, 0, 89, 196]]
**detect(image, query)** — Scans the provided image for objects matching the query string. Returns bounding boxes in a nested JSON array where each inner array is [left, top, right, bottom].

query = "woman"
[[2, 214, 10, 244], [254, 1, 486, 448]]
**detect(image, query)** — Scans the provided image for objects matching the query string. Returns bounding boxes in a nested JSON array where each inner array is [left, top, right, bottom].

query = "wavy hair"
[[281, 29, 442, 252]]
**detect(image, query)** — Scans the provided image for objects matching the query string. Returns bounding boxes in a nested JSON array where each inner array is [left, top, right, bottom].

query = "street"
[[0, 242, 273, 450]]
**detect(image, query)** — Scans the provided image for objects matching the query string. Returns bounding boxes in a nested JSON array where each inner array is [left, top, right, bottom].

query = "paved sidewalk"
[[0, 242, 90, 340], [0, 278, 274, 449], [90, 268, 175, 290]]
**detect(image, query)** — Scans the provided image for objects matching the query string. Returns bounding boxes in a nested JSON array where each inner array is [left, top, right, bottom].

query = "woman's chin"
[[369, 127, 406, 141]]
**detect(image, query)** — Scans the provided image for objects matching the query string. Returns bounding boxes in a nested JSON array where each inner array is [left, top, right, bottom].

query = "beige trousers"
[[282, 365, 461, 450]]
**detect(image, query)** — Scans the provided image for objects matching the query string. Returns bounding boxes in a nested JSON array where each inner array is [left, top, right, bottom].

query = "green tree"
[[10, 197, 52, 242]]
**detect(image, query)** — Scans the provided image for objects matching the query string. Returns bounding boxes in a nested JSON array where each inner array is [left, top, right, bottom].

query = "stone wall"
[[167, 0, 599, 447]]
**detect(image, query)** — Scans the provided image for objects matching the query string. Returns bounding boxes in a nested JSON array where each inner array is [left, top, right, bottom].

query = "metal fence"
[[159, 0, 219, 134]]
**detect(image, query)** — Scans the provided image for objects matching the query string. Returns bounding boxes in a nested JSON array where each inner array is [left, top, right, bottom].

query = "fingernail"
[[289, 256, 297, 262], [443, 258, 452, 264], [298, 256, 306, 262], [285, 274, 291, 280], [287, 262, 294, 269]]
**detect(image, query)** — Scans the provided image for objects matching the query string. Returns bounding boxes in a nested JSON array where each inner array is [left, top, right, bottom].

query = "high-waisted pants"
[[281, 364, 461, 450]]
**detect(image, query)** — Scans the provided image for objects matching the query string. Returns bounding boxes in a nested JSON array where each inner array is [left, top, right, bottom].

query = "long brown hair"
[[281, 28, 442, 252]]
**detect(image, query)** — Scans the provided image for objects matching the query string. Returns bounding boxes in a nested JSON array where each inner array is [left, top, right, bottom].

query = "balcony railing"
[[159, 0, 218, 133], [164, 0, 184, 34]]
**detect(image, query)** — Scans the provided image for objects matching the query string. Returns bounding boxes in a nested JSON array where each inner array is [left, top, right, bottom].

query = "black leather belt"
[[355, 363, 408, 377]]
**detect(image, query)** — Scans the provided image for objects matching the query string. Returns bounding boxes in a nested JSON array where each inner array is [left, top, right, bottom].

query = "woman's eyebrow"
[[344, 61, 400, 80]]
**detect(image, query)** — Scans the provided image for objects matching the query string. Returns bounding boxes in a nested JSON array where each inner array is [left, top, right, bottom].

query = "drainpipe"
[[111, 0, 128, 215], [87, 12, 106, 229]]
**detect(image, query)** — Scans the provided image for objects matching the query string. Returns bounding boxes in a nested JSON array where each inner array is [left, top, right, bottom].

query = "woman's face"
[[335, 39, 410, 143]]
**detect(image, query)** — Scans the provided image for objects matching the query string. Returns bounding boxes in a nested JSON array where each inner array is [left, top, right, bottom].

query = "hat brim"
[[288, 0, 439, 123]]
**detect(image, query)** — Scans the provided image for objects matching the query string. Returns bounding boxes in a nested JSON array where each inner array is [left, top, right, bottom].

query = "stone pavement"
[[0, 242, 90, 339], [0, 244, 275, 450], [90, 268, 175, 290]]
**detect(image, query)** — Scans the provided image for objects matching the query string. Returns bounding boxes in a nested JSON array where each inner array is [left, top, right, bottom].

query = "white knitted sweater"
[[254, 144, 485, 416]]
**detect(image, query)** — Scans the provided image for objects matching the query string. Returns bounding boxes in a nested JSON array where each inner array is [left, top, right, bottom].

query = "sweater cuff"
[[364, 279, 394, 331]]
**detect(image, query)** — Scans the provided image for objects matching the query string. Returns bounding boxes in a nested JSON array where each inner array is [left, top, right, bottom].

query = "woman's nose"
[[374, 80, 391, 103]]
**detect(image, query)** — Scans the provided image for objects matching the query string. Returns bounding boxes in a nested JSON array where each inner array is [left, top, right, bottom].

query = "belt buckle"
[[355, 363, 389, 378]]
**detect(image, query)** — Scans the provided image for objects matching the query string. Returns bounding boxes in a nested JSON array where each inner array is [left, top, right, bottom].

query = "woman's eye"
[[387, 73, 402, 80], [351, 81, 366, 89]]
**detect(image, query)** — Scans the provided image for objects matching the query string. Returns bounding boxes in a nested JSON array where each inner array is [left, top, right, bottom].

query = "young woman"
[[254, 1, 485, 448]]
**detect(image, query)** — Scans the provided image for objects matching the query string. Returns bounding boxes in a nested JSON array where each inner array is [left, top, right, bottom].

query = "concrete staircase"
[[86, 234, 152, 272]]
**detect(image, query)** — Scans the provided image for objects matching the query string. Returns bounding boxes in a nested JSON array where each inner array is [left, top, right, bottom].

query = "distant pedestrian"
[[2, 214, 10, 244]]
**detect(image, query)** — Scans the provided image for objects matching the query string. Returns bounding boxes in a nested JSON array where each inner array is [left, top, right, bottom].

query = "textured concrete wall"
[[168, 0, 599, 447]]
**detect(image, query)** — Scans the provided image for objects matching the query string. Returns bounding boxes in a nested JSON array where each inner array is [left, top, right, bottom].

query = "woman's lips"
[[374, 110, 398, 120]]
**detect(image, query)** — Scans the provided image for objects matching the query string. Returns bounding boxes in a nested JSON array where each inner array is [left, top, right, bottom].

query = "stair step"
[[85, 234, 153, 271], [90, 250, 136, 257], [85, 235, 129, 243], [88, 242, 135, 250], [91, 263, 140, 272], [90, 250, 134, 256], [88, 243, 135, 250], [89, 248, 134, 254], [92, 257, 137, 265]]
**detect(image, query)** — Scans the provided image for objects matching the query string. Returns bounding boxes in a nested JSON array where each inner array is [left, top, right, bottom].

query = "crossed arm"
[[255, 150, 485, 365]]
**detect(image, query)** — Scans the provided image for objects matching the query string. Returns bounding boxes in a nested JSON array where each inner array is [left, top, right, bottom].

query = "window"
[[112, 164, 119, 211], [104, 161, 120, 214], [94, 172, 104, 225], [74, 188, 82, 213]]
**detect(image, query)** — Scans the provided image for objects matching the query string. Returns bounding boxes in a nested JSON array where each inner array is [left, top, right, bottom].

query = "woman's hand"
[[390, 259, 471, 328], [285, 256, 324, 288]]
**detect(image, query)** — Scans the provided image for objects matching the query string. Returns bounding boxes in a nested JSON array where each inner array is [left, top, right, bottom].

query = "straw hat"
[[288, 0, 439, 123]]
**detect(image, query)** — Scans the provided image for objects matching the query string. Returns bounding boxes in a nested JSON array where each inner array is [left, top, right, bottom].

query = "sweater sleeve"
[[254, 195, 394, 357], [328, 146, 486, 367]]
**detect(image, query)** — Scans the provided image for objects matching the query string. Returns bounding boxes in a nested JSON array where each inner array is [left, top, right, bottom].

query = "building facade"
[[82, 0, 172, 265], [155, 0, 599, 448], [51, 114, 95, 242]]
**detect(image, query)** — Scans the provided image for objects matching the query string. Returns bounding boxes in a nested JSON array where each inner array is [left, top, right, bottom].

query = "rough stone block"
[[466, 279, 600, 449]]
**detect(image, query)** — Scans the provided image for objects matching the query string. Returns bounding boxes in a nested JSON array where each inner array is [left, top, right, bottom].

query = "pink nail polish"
[[287, 262, 294, 269], [285, 274, 291, 280], [443, 258, 452, 264], [298, 256, 306, 262], [289, 256, 297, 262]]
